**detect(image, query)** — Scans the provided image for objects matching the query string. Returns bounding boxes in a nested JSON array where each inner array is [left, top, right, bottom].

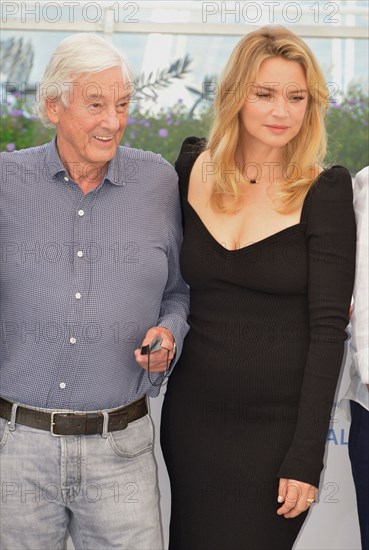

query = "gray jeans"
[[0, 410, 163, 550]]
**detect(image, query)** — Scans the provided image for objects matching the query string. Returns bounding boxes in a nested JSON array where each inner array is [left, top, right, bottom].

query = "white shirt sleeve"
[[351, 166, 369, 384]]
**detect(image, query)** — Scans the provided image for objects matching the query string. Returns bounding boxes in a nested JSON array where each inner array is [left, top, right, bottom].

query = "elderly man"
[[0, 34, 189, 549]]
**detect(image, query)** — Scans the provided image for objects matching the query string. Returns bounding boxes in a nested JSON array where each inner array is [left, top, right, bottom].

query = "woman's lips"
[[265, 125, 289, 133]]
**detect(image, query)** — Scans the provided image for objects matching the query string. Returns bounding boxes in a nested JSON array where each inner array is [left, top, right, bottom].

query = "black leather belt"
[[0, 396, 147, 436]]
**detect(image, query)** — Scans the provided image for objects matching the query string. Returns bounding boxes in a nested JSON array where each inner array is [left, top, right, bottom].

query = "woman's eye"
[[290, 96, 305, 102], [256, 93, 271, 98]]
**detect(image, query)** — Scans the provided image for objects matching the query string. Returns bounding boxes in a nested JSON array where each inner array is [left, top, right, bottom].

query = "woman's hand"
[[277, 478, 318, 518]]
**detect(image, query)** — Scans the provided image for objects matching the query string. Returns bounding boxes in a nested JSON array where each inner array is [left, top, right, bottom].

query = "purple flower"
[[9, 109, 23, 117], [166, 116, 173, 125], [143, 120, 150, 128], [158, 128, 168, 138], [6, 143, 16, 152], [127, 116, 135, 125]]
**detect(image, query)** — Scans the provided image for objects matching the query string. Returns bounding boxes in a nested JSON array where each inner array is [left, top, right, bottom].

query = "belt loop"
[[101, 410, 109, 438], [8, 403, 20, 431]]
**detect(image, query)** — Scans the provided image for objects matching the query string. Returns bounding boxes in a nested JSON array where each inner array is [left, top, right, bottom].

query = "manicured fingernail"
[[277, 495, 284, 503]]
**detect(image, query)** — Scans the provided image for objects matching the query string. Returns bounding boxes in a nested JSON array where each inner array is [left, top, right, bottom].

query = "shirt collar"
[[44, 136, 125, 187], [45, 136, 67, 179], [104, 150, 125, 187]]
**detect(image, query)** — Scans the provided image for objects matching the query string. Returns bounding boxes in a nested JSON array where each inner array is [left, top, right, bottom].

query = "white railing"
[[1, 1, 368, 38]]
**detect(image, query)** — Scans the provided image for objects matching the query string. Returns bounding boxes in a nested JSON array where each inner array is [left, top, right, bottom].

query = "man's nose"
[[101, 108, 121, 131]]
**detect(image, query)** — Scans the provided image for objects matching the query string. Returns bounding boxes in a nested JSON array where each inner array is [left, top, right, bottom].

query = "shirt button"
[[64, 176, 69, 182], [78, 209, 85, 217], [70, 337, 77, 344], [77, 250, 83, 258], [59, 382, 66, 389], [75, 292, 81, 300]]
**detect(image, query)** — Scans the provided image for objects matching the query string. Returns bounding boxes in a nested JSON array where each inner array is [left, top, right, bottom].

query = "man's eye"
[[117, 102, 128, 110], [90, 103, 101, 109]]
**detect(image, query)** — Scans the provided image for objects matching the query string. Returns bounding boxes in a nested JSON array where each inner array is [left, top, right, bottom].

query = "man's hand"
[[277, 478, 318, 518], [135, 326, 176, 373]]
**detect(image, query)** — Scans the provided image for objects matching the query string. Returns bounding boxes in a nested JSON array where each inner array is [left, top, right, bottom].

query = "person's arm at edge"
[[351, 166, 369, 390]]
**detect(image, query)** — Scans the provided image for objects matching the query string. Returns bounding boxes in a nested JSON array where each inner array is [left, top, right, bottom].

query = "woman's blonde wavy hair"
[[207, 26, 329, 214]]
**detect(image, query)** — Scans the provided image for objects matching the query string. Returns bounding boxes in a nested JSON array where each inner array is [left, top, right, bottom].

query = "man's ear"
[[45, 98, 60, 125]]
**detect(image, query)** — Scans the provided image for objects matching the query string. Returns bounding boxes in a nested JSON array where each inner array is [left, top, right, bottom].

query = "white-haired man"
[[0, 34, 189, 549]]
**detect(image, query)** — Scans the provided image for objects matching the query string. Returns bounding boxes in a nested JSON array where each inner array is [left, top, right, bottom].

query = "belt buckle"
[[50, 411, 61, 436], [50, 410, 85, 436]]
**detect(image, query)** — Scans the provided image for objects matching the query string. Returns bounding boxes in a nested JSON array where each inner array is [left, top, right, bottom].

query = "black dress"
[[161, 137, 356, 550]]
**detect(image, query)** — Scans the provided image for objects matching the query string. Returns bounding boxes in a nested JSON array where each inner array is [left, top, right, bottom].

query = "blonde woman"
[[161, 26, 356, 549]]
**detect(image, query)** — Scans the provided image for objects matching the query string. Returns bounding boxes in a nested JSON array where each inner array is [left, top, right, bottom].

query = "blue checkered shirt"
[[0, 138, 189, 410]]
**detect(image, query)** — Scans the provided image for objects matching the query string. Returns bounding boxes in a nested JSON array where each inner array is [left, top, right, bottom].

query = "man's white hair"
[[37, 33, 133, 127]]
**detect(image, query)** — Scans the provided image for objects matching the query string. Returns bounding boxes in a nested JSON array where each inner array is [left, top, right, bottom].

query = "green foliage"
[[123, 100, 213, 165], [1, 86, 368, 173], [0, 99, 53, 152], [135, 56, 192, 103], [325, 85, 369, 173]]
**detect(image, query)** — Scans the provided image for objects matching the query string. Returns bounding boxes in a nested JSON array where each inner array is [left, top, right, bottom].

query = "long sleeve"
[[157, 168, 190, 367], [277, 166, 356, 487], [351, 167, 369, 384]]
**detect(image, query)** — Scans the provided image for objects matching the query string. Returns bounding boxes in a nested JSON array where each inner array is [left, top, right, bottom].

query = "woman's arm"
[[277, 166, 356, 503]]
